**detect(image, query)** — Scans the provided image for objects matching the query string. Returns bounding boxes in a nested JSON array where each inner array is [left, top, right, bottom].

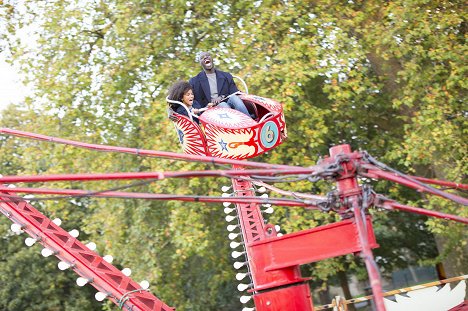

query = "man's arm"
[[226, 73, 239, 94]]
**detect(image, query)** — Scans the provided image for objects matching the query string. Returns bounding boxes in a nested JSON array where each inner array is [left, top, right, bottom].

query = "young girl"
[[167, 81, 202, 123]]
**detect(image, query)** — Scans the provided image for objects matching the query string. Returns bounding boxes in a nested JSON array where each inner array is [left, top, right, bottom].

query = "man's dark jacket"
[[189, 69, 239, 108]]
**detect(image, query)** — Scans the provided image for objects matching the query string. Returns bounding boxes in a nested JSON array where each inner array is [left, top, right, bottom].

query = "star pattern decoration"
[[218, 139, 228, 152], [177, 129, 184, 144], [218, 113, 231, 119]]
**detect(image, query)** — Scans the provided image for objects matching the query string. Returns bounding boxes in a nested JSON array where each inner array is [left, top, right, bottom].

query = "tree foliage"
[[0, 0, 466, 309]]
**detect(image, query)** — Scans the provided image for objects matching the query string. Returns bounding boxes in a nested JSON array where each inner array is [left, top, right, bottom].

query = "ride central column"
[[231, 165, 313, 311], [329, 144, 386, 311]]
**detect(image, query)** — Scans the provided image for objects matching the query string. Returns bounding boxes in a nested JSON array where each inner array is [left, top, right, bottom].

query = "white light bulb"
[[95, 292, 108, 301], [224, 207, 235, 214], [236, 272, 248, 281], [242, 308, 255, 311], [226, 224, 238, 232], [103, 255, 113, 263], [228, 233, 239, 240], [69, 229, 79, 238], [225, 215, 237, 222], [221, 186, 231, 192], [25, 237, 37, 247], [140, 280, 150, 289], [262, 203, 272, 208], [41, 248, 55, 257], [263, 207, 274, 214], [233, 261, 246, 269], [230, 241, 242, 249], [122, 268, 132, 276], [231, 251, 244, 258], [10, 223, 23, 233], [260, 193, 268, 198], [222, 193, 232, 197], [275, 225, 280, 232], [76, 277, 89, 287], [257, 186, 267, 193], [237, 283, 250, 291], [240, 295, 252, 304], [86, 242, 97, 251], [223, 202, 232, 207], [52, 218, 62, 226], [277, 233, 283, 237], [58, 261, 71, 270]]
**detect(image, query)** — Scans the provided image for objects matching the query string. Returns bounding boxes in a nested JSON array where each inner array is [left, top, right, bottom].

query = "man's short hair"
[[196, 51, 209, 62]]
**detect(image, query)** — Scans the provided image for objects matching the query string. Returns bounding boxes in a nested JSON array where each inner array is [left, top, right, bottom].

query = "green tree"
[[1, 0, 465, 310]]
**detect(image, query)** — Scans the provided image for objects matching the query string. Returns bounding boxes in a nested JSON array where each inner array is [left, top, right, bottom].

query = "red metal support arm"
[[405, 176, 468, 191], [0, 192, 174, 311], [249, 217, 378, 274], [0, 127, 315, 171], [0, 186, 321, 208], [361, 165, 468, 206], [0, 168, 316, 183], [378, 198, 468, 225]]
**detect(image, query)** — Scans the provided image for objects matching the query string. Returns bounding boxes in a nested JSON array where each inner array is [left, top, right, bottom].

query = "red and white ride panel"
[[170, 94, 287, 160]]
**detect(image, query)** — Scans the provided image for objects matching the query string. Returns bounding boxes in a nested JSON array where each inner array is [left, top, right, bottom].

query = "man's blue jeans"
[[218, 95, 250, 117]]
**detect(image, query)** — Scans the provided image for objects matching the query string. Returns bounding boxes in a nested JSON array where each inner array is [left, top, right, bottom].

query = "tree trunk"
[[337, 270, 357, 311], [434, 235, 468, 278], [317, 281, 331, 305]]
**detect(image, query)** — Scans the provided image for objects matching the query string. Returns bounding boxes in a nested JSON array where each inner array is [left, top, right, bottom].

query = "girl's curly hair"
[[168, 81, 192, 102]]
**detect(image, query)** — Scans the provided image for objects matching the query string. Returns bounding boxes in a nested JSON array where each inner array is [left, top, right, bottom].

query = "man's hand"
[[210, 95, 226, 105]]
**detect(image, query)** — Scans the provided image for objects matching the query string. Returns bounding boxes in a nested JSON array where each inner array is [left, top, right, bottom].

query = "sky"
[[0, 52, 27, 113], [0, 1, 33, 114]]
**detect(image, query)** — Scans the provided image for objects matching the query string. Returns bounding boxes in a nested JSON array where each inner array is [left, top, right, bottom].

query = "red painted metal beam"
[[380, 199, 468, 224], [229, 166, 313, 311], [253, 283, 313, 311], [249, 217, 377, 276], [330, 145, 387, 311], [362, 166, 468, 206], [405, 176, 468, 190], [0, 127, 316, 171], [0, 167, 318, 183], [0, 186, 321, 208], [0, 192, 174, 311]]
